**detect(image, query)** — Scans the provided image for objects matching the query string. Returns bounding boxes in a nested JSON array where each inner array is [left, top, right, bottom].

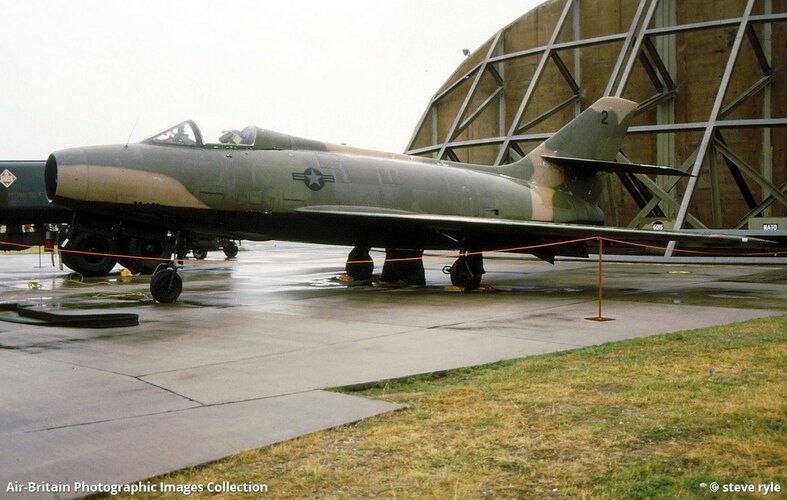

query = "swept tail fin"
[[500, 97, 639, 184], [531, 96, 638, 163], [501, 97, 686, 204]]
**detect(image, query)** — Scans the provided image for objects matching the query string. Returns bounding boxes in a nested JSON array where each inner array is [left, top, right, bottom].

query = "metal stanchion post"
[[586, 237, 614, 321]]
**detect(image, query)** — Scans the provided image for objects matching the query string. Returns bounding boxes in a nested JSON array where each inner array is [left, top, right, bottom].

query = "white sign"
[[0, 169, 17, 188]]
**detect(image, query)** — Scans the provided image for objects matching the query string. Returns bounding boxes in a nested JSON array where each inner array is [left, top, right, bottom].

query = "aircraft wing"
[[296, 206, 771, 252]]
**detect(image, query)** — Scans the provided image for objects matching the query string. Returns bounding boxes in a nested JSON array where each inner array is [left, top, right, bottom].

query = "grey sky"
[[0, 1, 540, 159]]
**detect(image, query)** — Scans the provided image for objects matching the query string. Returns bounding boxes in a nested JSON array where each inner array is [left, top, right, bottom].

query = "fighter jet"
[[44, 97, 758, 302]]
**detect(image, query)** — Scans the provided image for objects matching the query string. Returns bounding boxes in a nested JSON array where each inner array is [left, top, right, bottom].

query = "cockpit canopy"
[[143, 120, 257, 148], [142, 120, 328, 152]]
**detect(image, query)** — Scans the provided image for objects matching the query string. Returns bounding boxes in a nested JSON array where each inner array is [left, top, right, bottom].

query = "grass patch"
[[107, 315, 786, 499]]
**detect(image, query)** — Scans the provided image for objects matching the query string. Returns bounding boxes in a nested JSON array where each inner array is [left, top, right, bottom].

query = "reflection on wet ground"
[[3, 241, 786, 315], [1, 241, 784, 493]]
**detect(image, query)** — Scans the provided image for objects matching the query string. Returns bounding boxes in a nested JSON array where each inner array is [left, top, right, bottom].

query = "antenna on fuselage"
[[124, 113, 141, 149]]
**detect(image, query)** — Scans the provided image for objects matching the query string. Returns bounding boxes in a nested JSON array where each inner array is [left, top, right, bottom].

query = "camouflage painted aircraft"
[[44, 97, 757, 302]]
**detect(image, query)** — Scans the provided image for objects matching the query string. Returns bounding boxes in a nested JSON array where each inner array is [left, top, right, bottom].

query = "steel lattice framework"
[[406, 0, 785, 254]]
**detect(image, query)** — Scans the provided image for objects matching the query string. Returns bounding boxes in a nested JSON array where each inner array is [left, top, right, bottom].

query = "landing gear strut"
[[150, 233, 188, 303], [444, 251, 485, 290]]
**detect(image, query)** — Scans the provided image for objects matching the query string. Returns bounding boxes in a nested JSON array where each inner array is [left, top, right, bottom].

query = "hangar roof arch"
[[406, 0, 786, 241]]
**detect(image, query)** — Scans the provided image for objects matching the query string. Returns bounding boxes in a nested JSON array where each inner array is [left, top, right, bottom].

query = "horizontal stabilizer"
[[542, 155, 691, 177]]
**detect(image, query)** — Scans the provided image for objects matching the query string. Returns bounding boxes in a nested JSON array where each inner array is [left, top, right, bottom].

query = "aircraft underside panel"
[[54, 194, 766, 265]]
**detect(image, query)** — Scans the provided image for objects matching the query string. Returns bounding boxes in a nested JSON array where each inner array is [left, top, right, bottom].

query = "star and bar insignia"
[[292, 167, 335, 191]]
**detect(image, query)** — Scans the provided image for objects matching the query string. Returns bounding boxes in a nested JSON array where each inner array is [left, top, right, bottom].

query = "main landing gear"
[[381, 248, 425, 286], [345, 247, 427, 286], [345, 246, 374, 281], [344, 246, 486, 289], [443, 251, 485, 290]]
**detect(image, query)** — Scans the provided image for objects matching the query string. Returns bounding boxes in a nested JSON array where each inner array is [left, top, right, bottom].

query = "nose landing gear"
[[150, 263, 183, 303], [150, 232, 187, 303]]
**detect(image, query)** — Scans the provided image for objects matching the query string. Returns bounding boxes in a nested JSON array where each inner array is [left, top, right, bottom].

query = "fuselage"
[[45, 123, 605, 251]]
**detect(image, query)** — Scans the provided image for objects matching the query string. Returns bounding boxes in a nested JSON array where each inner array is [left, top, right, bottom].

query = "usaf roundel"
[[292, 167, 335, 191]]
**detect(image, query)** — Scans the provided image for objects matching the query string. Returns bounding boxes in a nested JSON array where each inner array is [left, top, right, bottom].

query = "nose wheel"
[[150, 232, 189, 303], [150, 263, 183, 303]]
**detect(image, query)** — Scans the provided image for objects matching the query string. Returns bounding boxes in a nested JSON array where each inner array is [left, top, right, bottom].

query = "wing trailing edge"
[[296, 206, 771, 247]]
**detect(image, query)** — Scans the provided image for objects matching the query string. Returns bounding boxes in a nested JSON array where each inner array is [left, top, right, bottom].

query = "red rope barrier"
[[4, 233, 785, 268]]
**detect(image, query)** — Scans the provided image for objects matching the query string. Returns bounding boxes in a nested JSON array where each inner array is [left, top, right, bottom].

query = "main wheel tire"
[[449, 256, 483, 290], [192, 248, 208, 260], [118, 237, 173, 275], [150, 268, 183, 303], [223, 240, 239, 258], [380, 248, 425, 286], [60, 232, 117, 277], [346, 246, 373, 281]]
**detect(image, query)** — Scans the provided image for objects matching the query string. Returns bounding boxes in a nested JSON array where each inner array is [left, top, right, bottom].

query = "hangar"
[[406, 0, 786, 254]]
